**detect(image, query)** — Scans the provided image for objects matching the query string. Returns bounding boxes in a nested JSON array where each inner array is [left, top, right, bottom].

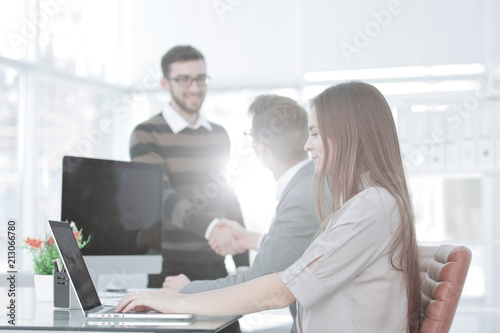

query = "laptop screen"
[[49, 220, 101, 312]]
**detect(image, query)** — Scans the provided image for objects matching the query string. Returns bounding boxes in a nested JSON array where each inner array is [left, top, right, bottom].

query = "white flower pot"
[[34, 274, 54, 303]]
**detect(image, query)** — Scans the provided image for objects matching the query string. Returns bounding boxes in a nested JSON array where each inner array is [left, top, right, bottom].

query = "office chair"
[[419, 244, 472, 333]]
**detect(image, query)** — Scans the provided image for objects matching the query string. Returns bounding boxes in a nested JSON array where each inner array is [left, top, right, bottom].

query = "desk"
[[1, 287, 240, 332]]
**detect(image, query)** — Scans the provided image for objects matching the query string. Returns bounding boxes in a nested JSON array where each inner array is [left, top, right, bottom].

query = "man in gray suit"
[[162, 94, 320, 332]]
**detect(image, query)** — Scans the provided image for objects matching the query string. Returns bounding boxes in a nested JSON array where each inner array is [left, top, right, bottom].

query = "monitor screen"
[[61, 156, 163, 255]]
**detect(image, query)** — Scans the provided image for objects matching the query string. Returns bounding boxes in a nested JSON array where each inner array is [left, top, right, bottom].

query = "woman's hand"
[[114, 274, 293, 317], [115, 289, 185, 314]]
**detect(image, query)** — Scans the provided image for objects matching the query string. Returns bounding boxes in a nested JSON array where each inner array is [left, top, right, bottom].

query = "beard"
[[171, 91, 205, 114]]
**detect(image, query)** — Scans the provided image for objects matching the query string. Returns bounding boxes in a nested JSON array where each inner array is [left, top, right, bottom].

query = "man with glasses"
[[129, 46, 249, 297]]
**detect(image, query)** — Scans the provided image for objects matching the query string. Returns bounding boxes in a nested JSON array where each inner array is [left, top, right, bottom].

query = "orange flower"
[[23, 221, 90, 275], [25, 237, 43, 249]]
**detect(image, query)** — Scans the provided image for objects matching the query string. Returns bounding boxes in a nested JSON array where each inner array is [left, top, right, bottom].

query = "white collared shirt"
[[275, 159, 311, 202], [256, 159, 311, 250], [162, 102, 212, 134]]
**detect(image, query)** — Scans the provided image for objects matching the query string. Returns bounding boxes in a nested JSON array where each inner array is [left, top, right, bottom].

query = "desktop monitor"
[[60, 156, 163, 286]]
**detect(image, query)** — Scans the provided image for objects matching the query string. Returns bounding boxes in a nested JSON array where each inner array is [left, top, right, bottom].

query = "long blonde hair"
[[312, 81, 421, 332]]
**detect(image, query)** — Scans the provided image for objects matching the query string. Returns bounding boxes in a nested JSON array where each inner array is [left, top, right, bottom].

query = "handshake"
[[208, 219, 260, 256]]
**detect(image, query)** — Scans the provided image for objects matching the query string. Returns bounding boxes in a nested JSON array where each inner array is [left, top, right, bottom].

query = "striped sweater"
[[130, 113, 249, 266]]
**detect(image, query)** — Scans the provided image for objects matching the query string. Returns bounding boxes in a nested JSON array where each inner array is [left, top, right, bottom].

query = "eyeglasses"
[[168, 75, 211, 87], [244, 131, 261, 144]]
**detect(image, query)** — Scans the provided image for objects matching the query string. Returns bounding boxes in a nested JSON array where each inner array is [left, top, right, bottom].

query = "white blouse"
[[279, 185, 407, 333]]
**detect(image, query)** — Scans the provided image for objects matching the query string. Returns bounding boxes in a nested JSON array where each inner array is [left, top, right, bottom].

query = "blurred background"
[[0, 0, 499, 331]]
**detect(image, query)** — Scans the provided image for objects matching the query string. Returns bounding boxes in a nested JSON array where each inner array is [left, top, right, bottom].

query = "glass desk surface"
[[1, 287, 240, 332]]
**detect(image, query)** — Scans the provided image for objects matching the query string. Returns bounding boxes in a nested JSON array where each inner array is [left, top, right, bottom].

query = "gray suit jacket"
[[181, 161, 319, 331]]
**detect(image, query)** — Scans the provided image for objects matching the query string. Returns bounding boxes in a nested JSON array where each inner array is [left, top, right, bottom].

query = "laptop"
[[48, 220, 194, 321]]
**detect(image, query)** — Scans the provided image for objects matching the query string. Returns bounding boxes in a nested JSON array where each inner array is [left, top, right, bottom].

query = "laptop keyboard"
[[99, 307, 117, 314], [97, 306, 150, 315]]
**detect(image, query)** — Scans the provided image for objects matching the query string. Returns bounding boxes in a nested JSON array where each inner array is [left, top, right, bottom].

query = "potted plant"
[[23, 221, 90, 302]]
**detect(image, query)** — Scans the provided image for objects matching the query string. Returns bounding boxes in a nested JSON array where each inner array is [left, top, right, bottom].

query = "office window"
[[33, 77, 126, 234], [0, 65, 20, 271], [0, 0, 132, 264], [412, 177, 481, 240], [410, 176, 484, 297], [0, 2, 26, 59], [0, 65, 20, 223]]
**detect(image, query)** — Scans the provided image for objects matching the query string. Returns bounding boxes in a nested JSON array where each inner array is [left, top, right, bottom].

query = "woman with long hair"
[[116, 81, 422, 333]]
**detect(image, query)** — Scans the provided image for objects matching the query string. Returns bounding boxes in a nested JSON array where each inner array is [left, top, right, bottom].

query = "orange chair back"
[[419, 244, 472, 333]]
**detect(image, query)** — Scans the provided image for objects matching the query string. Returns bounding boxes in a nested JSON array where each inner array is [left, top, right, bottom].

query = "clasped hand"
[[208, 219, 248, 256], [162, 273, 191, 292]]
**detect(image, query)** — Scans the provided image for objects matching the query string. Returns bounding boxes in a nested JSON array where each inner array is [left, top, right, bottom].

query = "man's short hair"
[[248, 95, 308, 163], [161, 45, 205, 78]]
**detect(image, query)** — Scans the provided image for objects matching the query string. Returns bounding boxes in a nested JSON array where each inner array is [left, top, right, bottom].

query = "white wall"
[[129, 0, 495, 85], [130, 0, 303, 85], [304, 0, 486, 70]]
